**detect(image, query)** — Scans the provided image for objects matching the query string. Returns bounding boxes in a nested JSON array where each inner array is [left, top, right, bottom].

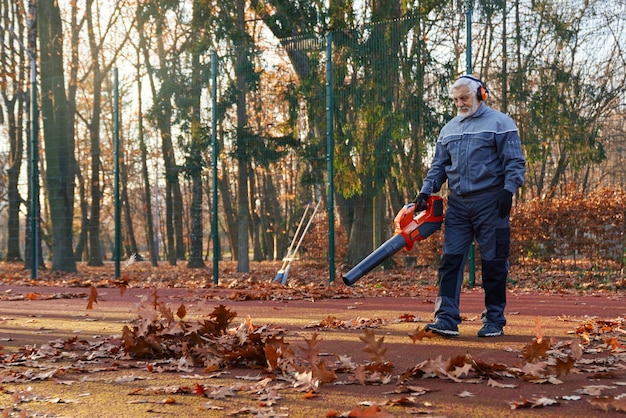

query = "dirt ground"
[[0, 263, 624, 417]]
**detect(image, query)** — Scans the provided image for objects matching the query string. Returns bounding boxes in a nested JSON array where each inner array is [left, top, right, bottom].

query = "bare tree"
[[185, 0, 208, 269], [80, 0, 134, 265], [137, 0, 186, 265], [38, 0, 76, 272], [1, 0, 26, 262]]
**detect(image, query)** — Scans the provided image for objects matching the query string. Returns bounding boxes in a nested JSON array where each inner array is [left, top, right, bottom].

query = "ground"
[[0, 261, 624, 417]]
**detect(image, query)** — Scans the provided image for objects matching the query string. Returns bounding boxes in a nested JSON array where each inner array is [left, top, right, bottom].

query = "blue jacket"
[[420, 103, 526, 197]]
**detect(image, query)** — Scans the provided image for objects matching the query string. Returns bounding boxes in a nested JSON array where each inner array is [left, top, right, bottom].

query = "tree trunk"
[[249, 170, 263, 261], [87, 118, 104, 265], [173, 178, 186, 260], [6, 96, 23, 262], [386, 177, 404, 219], [1, 0, 25, 262], [153, 20, 180, 266], [38, 0, 76, 272], [120, 153, 140, 258], [86, 0, 104, 266], [218, 171, 238, 260], [235, 0, 250, 272], [139, 109, 158, 266], [261, 171, 281, 260], [136, 4, 181, 266], [22, 0, 45, 271], [187, 25, 205, 269], [74, 168, 89, 261], [137, 81, 158, 265], [164, 173, 176, 265], [345, 192, 375, 267], [67, 0, 82, 261], [135, 6, 158, 267], [188, 172, 205, 268], [202, 170, 216, 262]]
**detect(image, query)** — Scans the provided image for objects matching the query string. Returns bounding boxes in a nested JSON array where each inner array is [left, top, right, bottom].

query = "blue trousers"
[[433, 190, 510, 328]]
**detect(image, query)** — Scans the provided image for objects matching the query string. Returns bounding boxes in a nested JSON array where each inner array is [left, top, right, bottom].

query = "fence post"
[[29, 48, 38, 278], [211, 51, 219, 284], [114, 68, 121, 278], [326, 32, 335, 283]]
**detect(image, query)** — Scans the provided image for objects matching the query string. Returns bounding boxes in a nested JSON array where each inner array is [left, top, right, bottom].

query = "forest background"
[[1, 0, 626, 284]]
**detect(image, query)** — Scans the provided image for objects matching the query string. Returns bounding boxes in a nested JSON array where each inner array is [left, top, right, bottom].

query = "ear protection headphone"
[[459, 75, 489, 101]]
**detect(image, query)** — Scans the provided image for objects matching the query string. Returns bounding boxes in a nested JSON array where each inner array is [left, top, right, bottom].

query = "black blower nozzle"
[[342, 234, 407, 286]]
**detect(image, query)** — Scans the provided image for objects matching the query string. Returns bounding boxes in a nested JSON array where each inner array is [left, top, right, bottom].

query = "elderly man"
[[415, 75, 526, 337]]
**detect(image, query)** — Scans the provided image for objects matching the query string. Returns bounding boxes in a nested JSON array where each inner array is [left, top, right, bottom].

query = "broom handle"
[[290, 200, 321, 260], [282, 203, 311, 265]]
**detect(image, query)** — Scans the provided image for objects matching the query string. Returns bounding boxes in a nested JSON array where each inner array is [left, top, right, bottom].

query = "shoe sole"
[[425, 326, 459, 337], [478, 331, 504, 337]]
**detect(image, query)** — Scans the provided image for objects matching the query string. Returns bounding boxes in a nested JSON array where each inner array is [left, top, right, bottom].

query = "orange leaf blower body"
[[342, 196, 444, 286]]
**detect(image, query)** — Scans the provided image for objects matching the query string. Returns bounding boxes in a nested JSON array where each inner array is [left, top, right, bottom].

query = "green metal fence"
[[201, 18, 456, 283]]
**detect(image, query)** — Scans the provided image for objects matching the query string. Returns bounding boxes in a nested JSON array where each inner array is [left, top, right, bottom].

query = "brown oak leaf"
[[299, 332, 322, 364], [414, 355, 446, 378], [264, 344, 280, 371], [604, 337, 624, 351], [522, 336, 552, 361], [588, 396, 614, 412], [408, 326, 436, 342], [312, 360, 337, 384], [552, 355, 576, 377], [354, 365, 366, 385], [359, 329, 387, 363], [345, 404, 394, 417], [450, 362, 474, 378], [176, 304, 186, 319], [209, 305, 237, 333]]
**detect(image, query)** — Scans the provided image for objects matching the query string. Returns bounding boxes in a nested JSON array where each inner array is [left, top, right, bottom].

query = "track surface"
[[0, 283, 624, 417]]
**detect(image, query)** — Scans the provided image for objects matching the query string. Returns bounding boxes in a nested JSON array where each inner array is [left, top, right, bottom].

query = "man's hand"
[[496, 190, 513, 218], [414, 193, 430, 212]]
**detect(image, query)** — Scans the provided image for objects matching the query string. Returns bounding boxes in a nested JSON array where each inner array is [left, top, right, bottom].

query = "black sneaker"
[[477, 323, 504, 337], [425, 322, 459, 337]]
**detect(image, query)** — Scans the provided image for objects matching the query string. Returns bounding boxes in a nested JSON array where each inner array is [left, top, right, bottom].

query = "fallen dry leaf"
[[346, 404, 394, 417], [303, 390, 318, 399], [176, 303, 186, 319], [509, 395, 559, 410], [293, 370, 319, 391], [208, 386, 236, 400], [408, 326, 436, 342], [359, 329, 387, 363], [522, 336, 552, 361], [312, 360, 337, 384], [384, 396, 420, 406], [487, 378, 518, 388], [450, 362, 473, 378], [551, 355, 576, 377], [299, 332, 322, 364]]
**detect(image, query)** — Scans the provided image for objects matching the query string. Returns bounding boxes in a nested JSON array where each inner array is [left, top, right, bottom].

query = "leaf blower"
[[342, 196, 444, 286]]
